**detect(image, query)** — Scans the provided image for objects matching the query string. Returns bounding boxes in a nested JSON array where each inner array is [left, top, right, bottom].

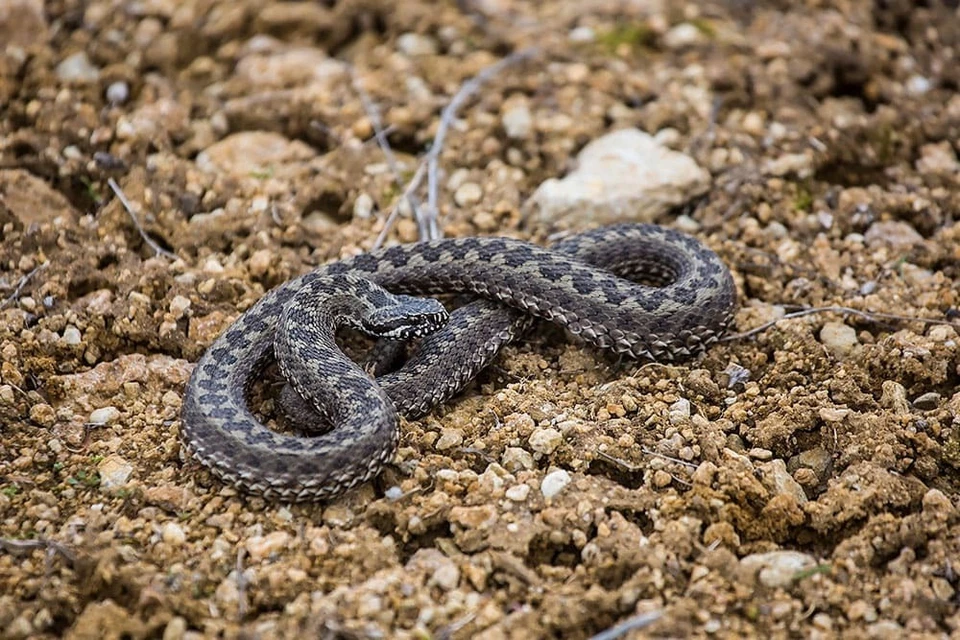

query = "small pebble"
[[88, 406, 121, 425], [397, 33, 437, 56], [568, 26, 595, 42], [505, 484, 530, 502], [105, 81, 129, 104], [740, 550, 818, 588], [61, 326, 82, 345], [429, 562, 461, 591], [98, 455, 133, 489], [502, 104, 533, 139], [435, 429, 463, 451], [652, 470, 672, 488], [663, 23, 704, 49], [169, 295, 191, 318], [912, 392, 940, 411], [528, 428, 563, 455], [353, 193, 374, 219], [55, 51, 99, 83], [819, 322, 859, 357], [163, 617, 188, 640], [501, 447, 535, 471], [668, 398, 691, 424], [454, 183, 483, 207], [245, 531, 291, 562], [161, 522, 187, 546], [29, 403, 56, 427], [540, 469, 571, 499]]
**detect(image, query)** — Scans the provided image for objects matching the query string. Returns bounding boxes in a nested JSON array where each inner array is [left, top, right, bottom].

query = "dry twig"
[[351, 70, 426, 248], [0, 262, 48, 310], [724, 304, 960, 342], [589, 610, 664, 640], [107, 178, 177, 259], [0, 537, 77, 566], [423, 47, 538, 240]]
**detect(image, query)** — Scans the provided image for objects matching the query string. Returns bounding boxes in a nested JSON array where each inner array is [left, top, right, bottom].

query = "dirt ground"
[[1, 0, 960, 638]]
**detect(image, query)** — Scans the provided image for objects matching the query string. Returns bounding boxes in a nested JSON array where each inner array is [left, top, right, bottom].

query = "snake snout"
[[365, 295, 449, 340]]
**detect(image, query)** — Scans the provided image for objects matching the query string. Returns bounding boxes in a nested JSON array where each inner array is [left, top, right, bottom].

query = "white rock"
[[540, 469, 572, 499], [906, 75, 931, 96], [245, 531, 291, 561], [527, 129, 710, 226], [764, 152, 814, 178], [353, 193, 374, 219], [759, 459, 808, 504], [502, 103, 533, 139], [105, 81, 129, 104], [668, 398, 691, 424], [528, 428, 563, 454], [61, 326, 82, 345], [234, 48, 347, 89], [397, 33, 437, 56], [501, 447, 535, 471], [454, 183, 483, 207], [161, 522, 187, 545], [428, 561, 460, 591], [55, 52, 99, 83], [435, 429, 463, 451], [739, 550, 818, 588], [819, 322, 859, 357], [505, 484, 531, 502], [88, 406, 120, 425], [568, 26, 595, 42], [864, 221, 923, 250], [98, 455, 133, 489], [663, 23, 704, 49], [169, 295, 191, 318]]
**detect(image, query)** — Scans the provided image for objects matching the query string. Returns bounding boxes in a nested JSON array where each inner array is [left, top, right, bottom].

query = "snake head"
[[363, 295, 449, 340]]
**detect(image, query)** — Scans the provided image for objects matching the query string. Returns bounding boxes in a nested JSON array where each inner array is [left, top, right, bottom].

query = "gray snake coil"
[[180, 224, 736, 501]]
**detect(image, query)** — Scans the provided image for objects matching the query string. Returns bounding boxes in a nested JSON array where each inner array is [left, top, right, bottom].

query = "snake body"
[[180, 224, 736, 501]]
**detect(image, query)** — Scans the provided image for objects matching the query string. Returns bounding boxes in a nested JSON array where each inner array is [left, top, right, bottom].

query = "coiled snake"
[[180, 224, 736, 501]]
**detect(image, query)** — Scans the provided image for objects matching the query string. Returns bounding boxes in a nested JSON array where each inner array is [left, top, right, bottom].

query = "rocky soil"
[[1, 0, 960, 638]]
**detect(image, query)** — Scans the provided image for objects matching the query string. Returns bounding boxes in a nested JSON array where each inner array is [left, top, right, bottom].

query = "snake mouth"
[[371, 310, 450, 340]]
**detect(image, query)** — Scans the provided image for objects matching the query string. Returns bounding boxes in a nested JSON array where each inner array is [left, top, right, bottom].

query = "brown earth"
[[1, 0, 960, 638]]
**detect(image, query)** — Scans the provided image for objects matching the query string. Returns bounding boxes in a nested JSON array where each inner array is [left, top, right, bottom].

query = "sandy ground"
[[1, 0, 960, 638]]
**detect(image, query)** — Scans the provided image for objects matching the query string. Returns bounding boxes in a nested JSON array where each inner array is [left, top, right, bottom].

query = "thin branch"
[[351, 69, 426, 241], [589, 610, 664, 640], [107, 178, 177, 259], [724, 304, 960, 342], [0, 262, 48, 310], [424, 47, 538, 241], [0, 537, 77, 566], [372, 162, 428, 250]]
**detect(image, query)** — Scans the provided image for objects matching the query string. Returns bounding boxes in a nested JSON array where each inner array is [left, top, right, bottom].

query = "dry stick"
[[373, 162, 428, 250], [351, 70, 427, 246], [0, 537, 77, 566], [589, 611, 664, 640], [107, 178, 177, 259], [423, 47, 539, 241], [723, 305, 960, 342], [0, 262, 48, 310]]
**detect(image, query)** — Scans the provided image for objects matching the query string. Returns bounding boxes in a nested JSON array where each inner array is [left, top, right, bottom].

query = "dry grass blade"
[[107, 178, 177, 259], [0, 262, 48, 310]]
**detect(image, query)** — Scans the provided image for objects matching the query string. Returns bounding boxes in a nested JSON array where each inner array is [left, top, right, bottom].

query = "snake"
[[180, 224, 736, 502]]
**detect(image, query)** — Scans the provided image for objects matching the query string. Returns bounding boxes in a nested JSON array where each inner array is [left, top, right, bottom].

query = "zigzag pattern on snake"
[[180, 224, 737, 501]]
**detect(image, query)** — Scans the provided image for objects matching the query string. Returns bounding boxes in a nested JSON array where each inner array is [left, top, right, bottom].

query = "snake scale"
[[180, 224, 736, 501]]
